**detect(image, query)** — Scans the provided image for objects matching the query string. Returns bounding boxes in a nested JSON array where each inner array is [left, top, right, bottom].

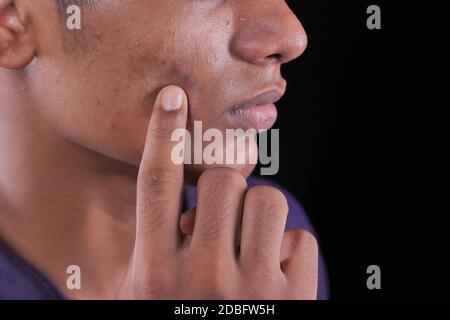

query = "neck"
[[0, 79, 139, 299]]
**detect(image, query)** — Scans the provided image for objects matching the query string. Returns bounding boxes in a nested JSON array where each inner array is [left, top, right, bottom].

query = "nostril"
[[268, 53, 284, 61]]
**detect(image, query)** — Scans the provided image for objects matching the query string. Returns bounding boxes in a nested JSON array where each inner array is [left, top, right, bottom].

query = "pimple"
[[184, 75, 197, 87], [159, 58, 197, 87]]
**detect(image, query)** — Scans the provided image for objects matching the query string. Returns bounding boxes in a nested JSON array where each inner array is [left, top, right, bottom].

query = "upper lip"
[[231, 89, 284, 111]]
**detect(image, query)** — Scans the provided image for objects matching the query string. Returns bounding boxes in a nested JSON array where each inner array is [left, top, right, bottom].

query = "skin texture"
[[0, 0, 316, 299]]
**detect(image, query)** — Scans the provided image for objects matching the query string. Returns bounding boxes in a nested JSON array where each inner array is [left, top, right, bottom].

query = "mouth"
[[229, 90, 283, 131]]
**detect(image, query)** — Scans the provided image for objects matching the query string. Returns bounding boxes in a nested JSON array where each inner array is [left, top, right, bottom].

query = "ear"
[[0, 0, 35, 69]]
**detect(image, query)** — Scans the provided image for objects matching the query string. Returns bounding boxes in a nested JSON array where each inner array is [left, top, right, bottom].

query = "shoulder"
[[0, 237, 64, 300]]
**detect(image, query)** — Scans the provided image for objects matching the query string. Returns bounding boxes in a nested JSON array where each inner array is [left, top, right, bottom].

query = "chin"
[[184, 163, 257, 186]]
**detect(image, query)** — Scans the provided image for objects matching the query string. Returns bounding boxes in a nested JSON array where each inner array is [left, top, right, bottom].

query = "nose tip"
[[231, 7, 307, 66], [271, 20, 308, 64]]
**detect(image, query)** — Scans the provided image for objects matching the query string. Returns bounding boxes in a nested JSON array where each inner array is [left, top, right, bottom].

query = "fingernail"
[[160, 86, 184, 111]]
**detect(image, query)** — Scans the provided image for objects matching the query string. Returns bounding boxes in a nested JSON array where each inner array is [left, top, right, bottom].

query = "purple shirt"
[[0, 176, 329, 299]]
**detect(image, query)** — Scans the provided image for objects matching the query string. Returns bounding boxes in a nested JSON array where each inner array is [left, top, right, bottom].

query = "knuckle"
[[246, 185, 288, 216], [195, 168, 247, 247], [198, 167, 247, 191], [137, 170, 180, 232], [138, 168, 180, 202], [136, 209, 167, 236], [296, 229, 319, 252], [197, 213, 229, 246]]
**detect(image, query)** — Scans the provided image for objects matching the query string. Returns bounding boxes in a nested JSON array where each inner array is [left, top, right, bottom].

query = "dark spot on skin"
[[184, 75, 197, 87], [226, 20, 230, 26], [159, 58, 196, 87], [171, 61, 179, 74]]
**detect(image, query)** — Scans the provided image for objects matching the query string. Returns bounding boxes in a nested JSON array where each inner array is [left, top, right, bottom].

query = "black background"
[[265, 1, 449, 299]]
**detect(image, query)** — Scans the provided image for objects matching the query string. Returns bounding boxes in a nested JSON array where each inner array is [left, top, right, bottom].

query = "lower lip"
[[231, 104, 278, 131]]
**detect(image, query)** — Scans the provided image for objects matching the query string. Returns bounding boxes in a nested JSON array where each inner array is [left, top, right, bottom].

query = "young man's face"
[[27, 0, 306, 181]]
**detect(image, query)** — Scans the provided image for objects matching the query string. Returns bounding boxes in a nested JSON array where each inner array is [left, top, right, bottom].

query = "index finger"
[[135, 85, 188, 263]]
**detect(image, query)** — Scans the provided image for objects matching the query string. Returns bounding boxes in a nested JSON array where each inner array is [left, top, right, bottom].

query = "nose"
[[231, 1, 307, 66]]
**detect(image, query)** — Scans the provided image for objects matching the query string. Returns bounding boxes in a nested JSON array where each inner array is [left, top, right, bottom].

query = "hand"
[[118, 85, 318, 299]]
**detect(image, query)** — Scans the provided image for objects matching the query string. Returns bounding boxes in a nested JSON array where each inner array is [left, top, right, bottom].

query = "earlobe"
[[0, 0, 35, 69]]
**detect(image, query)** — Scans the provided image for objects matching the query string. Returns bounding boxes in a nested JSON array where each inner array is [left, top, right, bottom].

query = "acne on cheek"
[[159, 58, 198, 88]]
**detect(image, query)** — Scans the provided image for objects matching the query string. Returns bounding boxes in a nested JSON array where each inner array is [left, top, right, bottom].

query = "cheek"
[[158, 57, 199, 89], [127, 40, 201, 91]]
